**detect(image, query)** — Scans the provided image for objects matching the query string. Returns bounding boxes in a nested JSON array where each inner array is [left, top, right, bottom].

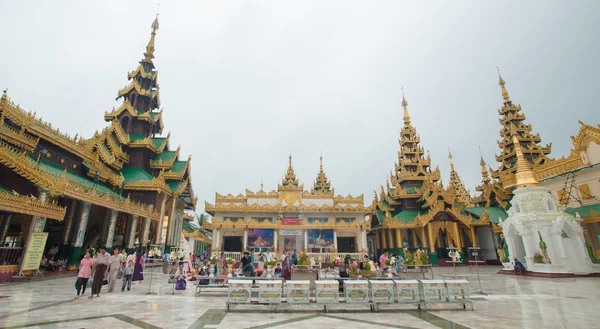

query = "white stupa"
[[499, 132, 596, 275]]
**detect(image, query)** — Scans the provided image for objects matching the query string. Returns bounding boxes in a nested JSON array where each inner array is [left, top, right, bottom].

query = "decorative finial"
[[143, 15, 160, 62], [511, 127, 539, 188], [0, 88, 7, 105], [260, 176, 264, 191], [401, 87, 410, 125], [289, 153, 292, 166], [497, 67, 511, 104], [448, 147, 455, 169], [319, 154, 323, 170]]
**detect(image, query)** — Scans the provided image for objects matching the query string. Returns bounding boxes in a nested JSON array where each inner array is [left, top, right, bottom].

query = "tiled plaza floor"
[[0, 266, 598, 329]]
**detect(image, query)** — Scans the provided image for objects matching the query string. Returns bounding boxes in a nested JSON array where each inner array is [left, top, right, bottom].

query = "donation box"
[[370, 280, 395, 303], [315, 280, 339, 303], [394, 280, 420, 303], [286, 280, 310, 304], [420, 280, 447, 302], [229, 279, 252, 303], [344, 280, 369, 303], [444, 279, 470, 302], [258, 280, 282, 304]]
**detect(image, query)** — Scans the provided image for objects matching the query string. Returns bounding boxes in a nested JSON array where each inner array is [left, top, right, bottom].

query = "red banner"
[[282, 218, 302, 225]]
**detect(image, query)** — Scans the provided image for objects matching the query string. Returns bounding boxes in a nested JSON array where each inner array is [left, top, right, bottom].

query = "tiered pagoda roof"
[[447, 151, 471, 206], [372, 93, 476, 229], [279, 155, 303, 191], [312, 155, 333, 195], [491, 73, 552, 188]]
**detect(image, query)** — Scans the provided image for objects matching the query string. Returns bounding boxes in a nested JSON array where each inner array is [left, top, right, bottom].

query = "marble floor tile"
[[0, 266, 599, 329]]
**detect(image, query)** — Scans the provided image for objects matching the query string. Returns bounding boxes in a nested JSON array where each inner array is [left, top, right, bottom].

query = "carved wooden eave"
[[333, 194, 364, 204], [246, 189, 279, 198], [182, 230, 211, 244], [164, 159, 189, 180], [215, 192, 246, 203], [0, 117, 39, 151], [172, 178, 189, 196], [110, 120, 131, 144], [124, 171, 171, 194], [104, 99, 137, 120], [127, 64, 158, 80], [1, 94, 126, 186], [150, 146, 180, 169], [128, 132, 169, 153], [278, 183, 304, 191], [202, 220, 214, 231], [116, 80, 154, 99], [206, 201, 368, 214], [0, 141, 159, 219], [103, 130, 129, 163], [571, 121, 600, 151], [0, 189, 66, 220]]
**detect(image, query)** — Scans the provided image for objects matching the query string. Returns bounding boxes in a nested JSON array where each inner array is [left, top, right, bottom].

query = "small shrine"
[[498, 130, 597, 275]]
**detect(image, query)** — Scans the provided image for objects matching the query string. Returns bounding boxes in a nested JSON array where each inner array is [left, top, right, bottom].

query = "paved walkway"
[[0, 266, 598, 328]]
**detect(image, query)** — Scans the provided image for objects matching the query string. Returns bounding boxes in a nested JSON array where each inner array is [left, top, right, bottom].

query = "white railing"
[[305, 252, 364, 264], [223, 252, 242, 261]]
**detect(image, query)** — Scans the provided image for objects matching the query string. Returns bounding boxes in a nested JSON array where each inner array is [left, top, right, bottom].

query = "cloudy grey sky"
[[1, 1, 598, 213]]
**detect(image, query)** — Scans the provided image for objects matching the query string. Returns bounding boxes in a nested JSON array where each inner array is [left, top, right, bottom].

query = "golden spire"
[[0, 88, 7, 106], [511, 128, 539, 188], [480, 154, 491, 184], [448, 149, 455, 170], [281, 154, 299, 187], [497, 67, 511, 104], [260, 176, 264, 191], [143, 16, 160, 62], [402, 87, 410, 125], [313, 154, 332, 194]]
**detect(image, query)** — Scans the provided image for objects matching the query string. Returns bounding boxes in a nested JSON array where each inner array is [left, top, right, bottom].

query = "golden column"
[[375, 229, 381, 249], [453, 222, 463, 252], [387, 228, 394, 249], [470, 226, 478, 247], [381, 228, 388, 249], [420, 227, 428, 249], [395, 228, 402, 250], [427, 223, 435, 252]]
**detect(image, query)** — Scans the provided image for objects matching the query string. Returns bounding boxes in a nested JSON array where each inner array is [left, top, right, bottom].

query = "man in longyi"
[[89, 246, 110, 299]]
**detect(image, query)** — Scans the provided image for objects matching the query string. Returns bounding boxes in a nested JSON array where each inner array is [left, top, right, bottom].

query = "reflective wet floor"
[[0, 266, 598, 329]]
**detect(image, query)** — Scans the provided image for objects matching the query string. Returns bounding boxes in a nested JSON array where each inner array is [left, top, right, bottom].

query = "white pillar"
[[304, 230, 308, 250], [363, 230, 368, 253], [212, 228, 218, 252], [243, 228, 248, 250], [333, 230, 338, 252], [273, 229, 278, 252]]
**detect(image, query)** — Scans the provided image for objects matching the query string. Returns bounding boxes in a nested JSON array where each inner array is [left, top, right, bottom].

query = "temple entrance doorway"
[[337, 237, 356, 253], [223, 236, 242, 252]]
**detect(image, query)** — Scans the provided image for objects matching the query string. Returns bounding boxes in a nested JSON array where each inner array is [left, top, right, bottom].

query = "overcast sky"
[[1, 1, 598, 213]]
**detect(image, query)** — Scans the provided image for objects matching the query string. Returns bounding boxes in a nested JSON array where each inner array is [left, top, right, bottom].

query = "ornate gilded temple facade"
[[204, 156, 370, 261], [370, 94, 492, 264], [0, 17, 197, 277]]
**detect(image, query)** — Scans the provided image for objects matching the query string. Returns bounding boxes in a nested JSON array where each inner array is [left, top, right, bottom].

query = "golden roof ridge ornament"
[[497, 67, 511, 104], [511, 127, 539, 188], [143, 15, 160, 62]]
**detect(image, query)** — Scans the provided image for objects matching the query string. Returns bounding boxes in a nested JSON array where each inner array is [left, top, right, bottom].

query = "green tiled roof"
[[149, 112, 159, 120], [151, 137, 166, 149], [37, 159, 122, 199], [566, 204, 600, 217], [168, 181, 184, 193], [405, 186, 418, 194], [154, 150, 177, 163], [129, 134, 145, 142], [464, 207, 508, 224], [0, 185, 13, 194], [120, 167, 153, 184], [392, 209, 426, 222], [169, 161, 187, 174]]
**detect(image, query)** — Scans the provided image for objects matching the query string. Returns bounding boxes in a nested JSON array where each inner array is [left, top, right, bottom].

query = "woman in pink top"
[[75, 249, 95, 299]]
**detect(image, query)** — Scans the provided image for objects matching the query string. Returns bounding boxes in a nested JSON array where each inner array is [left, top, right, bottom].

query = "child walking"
[[122, 260, 134, 292], [74, 250, 94, 299]]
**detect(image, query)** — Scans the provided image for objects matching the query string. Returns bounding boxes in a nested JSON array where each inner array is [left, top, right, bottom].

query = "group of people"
[[74, 247, 146, 299]]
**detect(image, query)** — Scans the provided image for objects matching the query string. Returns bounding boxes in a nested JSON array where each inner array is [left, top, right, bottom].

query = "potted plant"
[[533, 252, 544, 264], [264, 258, 278, 278], [332, 257, 342, 271], [225, 257, 235, 277], [403, 248, 415, 266], [208, 255, 218, 278], [298, 253, 310, 265], [384, 256, 396, 278], [362, 261, 374, 278]]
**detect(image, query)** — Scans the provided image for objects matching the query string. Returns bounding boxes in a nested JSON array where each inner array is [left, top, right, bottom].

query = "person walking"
[[108, 248, 122, 292], [74, 249, 94, 299], [379, 250, 389, 275], [132, 248, 145, 283], [89, 246, 110, 299], [122, 260, 134, 292]]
